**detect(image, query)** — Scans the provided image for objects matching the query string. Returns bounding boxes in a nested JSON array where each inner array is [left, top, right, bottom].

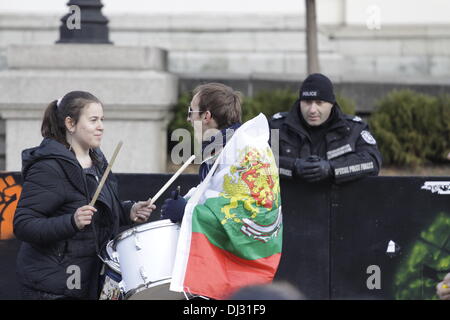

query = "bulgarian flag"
[[170, 113, 283, 300]]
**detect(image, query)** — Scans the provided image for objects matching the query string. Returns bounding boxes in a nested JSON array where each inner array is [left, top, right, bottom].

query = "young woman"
[[14, 91, 155, 300]]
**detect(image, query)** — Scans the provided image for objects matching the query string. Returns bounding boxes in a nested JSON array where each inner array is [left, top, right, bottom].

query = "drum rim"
[[102, 240, 121, 273], [124, 278, 172, 300], [104, 260, 121, 274], [112, 219, 179, 249]]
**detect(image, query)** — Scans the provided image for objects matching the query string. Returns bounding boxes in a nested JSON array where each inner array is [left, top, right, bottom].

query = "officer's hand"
[[294, 158, 310, 177], [160, 190, 187, 223], [295, 157, 332, 182]]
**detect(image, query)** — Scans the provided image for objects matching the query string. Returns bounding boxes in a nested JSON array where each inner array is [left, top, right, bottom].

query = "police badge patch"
[[361, 130, 377, 145], [272, 112, 284, 120]]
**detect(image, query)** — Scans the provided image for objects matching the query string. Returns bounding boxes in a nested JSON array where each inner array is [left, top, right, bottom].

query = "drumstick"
[[147, 155, 195, 205], [133, 155, 195, 222], [89, 141, 123, 208]]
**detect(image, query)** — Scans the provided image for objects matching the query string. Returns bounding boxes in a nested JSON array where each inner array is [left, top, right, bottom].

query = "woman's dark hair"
[[41, 91, 103, 164]]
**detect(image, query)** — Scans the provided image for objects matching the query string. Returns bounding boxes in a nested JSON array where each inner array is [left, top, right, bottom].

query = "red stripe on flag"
[[183, 232, 281, 300]]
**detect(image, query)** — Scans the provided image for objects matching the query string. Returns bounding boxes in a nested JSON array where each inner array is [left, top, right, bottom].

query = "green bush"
[[167, 90, 299, 135], [336, 93, 356, 115], [242, 89, 355, 121], [167, 89, 357, 152], [168, 88, 450, 167], [169, 89, 356, 132], [242, 89, 297, 121], [168, 91, 193, 134], [369, 90, 450, 166]]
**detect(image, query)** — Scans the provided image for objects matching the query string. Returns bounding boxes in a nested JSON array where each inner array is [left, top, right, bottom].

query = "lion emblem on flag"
[[220, 146, 282, 242]]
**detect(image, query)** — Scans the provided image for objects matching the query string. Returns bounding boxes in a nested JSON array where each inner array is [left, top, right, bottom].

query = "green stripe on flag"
[[191, 195, 282, 260]]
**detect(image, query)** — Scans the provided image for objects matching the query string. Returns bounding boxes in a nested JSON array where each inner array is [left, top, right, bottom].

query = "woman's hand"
[[73, 205, 97, 230], [130, 200, 155, 224]]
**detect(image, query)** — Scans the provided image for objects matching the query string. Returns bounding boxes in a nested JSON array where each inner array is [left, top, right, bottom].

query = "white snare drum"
[[113, 219, 184, 300]]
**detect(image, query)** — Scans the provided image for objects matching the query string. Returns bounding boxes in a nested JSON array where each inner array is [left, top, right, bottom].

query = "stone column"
[[0, 44, 178, 173]]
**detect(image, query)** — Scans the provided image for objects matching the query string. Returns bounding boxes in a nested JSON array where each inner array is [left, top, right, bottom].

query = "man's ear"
[[203, 110, 212, 122]]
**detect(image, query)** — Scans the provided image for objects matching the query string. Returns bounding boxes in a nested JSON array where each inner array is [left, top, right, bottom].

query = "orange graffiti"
[[0, 175, 22, 240]]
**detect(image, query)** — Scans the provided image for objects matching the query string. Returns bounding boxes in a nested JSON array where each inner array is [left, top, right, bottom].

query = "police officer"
[[269, 73, 382, 184]]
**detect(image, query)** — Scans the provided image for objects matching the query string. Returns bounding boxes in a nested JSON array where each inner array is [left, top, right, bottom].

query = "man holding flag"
[[161, 83, 283, 299]]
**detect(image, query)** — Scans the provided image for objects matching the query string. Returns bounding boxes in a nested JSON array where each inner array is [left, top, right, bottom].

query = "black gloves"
[[294, 155, 332, 182], [160, 189, 187, 223]]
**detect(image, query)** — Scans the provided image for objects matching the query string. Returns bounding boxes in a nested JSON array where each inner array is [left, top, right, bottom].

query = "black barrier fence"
[[0, 173, 449, 300]]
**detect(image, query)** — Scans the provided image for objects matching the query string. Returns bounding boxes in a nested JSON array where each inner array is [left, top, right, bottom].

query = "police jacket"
[[14, 138, 135, 299], [269, 100, 382, 184]]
